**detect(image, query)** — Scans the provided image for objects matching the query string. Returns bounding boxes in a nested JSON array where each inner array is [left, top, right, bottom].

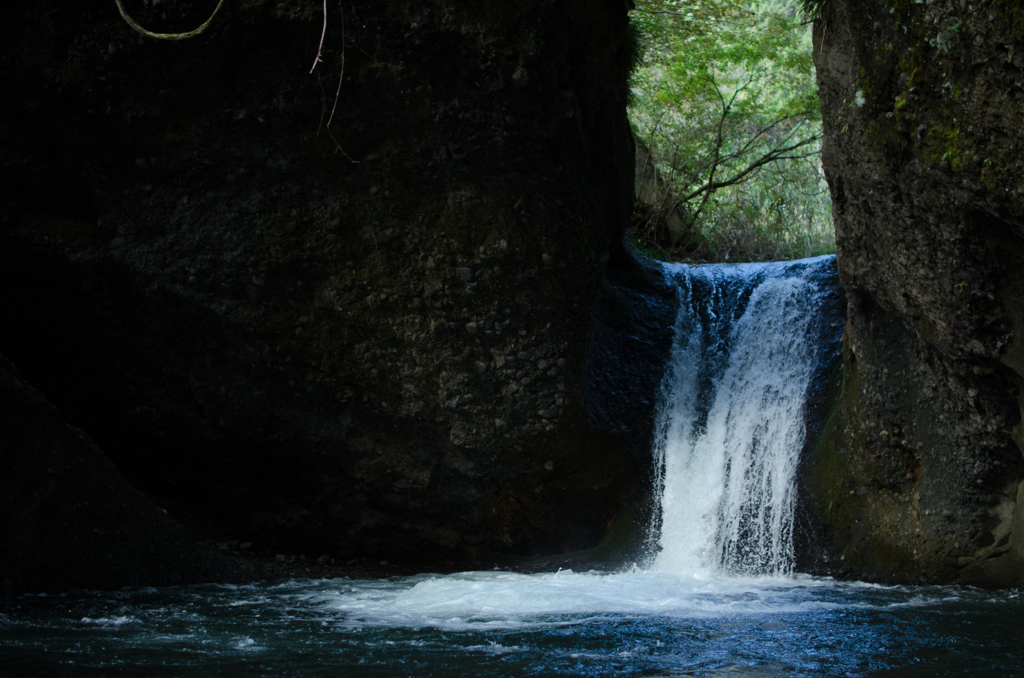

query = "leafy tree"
[[629, 0, 833, 261]]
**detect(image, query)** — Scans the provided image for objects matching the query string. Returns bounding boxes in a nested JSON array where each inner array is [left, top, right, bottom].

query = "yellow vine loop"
[[115, 0, 226, 40]]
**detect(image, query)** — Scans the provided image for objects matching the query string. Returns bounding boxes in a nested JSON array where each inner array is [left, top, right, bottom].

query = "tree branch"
[[678, 135, 821, 204]]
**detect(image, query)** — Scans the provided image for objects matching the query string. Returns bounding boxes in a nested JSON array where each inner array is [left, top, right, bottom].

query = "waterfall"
[[650, 256, 835, 577]]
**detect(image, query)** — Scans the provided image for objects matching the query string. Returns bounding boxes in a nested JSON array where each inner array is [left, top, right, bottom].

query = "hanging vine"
[[114, 0, 226, 40]]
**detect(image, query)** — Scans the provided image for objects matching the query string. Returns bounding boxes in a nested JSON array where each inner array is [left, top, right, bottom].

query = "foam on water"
[[285, 571, 993, 631], [3, 576, 1022, 677]]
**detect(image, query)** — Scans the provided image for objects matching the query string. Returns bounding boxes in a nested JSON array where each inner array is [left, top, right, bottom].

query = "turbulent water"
[[3, 256, 1023, 677], [2, 575, 1022, 676], [652, 256, 834, 575]]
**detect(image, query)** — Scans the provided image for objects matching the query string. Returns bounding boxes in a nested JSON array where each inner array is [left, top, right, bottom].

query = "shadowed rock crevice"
[[0, 353, 252, 595]]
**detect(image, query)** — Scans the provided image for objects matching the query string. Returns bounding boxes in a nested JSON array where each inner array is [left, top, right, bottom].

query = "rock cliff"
[[0, 0, 667, 592], [0, 354, 249, 594], [806, 0, 1024, 586]]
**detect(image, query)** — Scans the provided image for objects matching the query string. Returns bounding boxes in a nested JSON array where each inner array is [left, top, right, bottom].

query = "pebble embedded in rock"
[[466, 322, 478, 334], [512, 66, 529, 87]]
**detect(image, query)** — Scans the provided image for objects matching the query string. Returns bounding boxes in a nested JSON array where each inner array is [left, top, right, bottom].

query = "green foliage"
[[629, 235, 670, 261], [629, 0, 833, 262], [621, 20, 650, 105], [621, 20, 649, 79], [798, 0, 827, 22]]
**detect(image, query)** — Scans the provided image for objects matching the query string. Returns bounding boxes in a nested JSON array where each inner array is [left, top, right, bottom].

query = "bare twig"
[[325, 126, 360, 163], [325, 6, 346, 129], [310, 0, 328, 73], [115, 0, 226, 40], [309, 2, 356, 162]]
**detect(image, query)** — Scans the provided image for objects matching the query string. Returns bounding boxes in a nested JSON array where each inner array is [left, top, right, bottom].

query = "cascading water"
[[4, 255, 1022, 677], [650, 256, 835, 576]]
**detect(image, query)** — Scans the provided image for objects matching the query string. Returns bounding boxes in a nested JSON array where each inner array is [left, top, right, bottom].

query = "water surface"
[[2, 571, 1021, 677]]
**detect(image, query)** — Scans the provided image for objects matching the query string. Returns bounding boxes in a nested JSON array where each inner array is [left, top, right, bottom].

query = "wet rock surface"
[[808, 0, 1024, 586], [0, 0, 654, 591]]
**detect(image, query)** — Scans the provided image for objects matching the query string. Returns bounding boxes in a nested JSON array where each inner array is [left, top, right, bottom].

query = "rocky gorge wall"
[[806, 0, 1024, 586], [9, 0, 1023, 595], [0, 0, 675, 593]]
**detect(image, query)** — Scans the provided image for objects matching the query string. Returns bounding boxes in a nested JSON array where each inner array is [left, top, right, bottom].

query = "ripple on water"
[[0, 573, 1021, 677]]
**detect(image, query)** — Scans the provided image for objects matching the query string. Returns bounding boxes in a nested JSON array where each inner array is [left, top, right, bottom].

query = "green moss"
[[853, 0, 1023, 190], [852, 536, 915, 576], [980, 158, 1008, 191], [922, 124, 972, 172], [807, 357, 852, 524], [993, 0, 1024, 41]]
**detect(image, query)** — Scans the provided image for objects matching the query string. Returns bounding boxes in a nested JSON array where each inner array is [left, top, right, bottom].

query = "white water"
[[651, 257, 830, 576], [319, 257, 837, 626], [279, 257, 839, 627], [317, 257, 836, 626], [304, 571, 966, 631]]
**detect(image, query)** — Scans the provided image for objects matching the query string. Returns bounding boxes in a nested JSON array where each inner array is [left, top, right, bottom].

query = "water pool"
[[2, 571, 1021, 677]]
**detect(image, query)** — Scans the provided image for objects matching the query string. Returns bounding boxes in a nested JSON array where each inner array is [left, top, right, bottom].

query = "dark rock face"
[[807, 0, 1024, 585], [0, 0, 654, 589], [0, 354, 244, 594], [792, 259, 847, 572], [583, 252, 680, 557]]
